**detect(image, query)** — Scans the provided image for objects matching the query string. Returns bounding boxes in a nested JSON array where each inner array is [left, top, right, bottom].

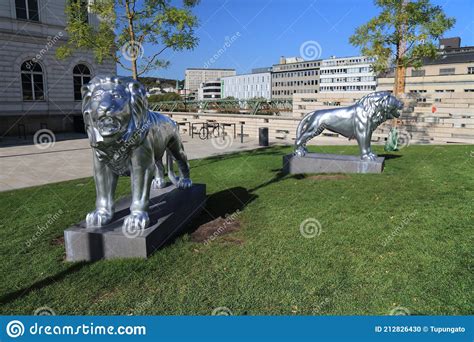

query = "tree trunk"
[[125, 0, 138, 80], [131, 58, 138, 80]]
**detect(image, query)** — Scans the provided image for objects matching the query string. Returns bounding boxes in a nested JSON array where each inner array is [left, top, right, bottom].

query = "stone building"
[[0, 0, 116, 137], [377, 39, 474, 94], [184, 68, 235, 92], [271, 57, 321, 99]]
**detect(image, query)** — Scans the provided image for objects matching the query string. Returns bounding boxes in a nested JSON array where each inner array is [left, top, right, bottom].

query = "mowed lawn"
[[0, 144, 472, 315]]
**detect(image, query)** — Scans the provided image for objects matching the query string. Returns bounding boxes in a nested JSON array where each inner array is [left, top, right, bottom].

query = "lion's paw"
[[151, 177, 167, 189], [361, 153, 377, 161], [177, 178, 192, 189], [86, 209, 113, 228], [123, 211, 149, 232], [294, 146, 307, 157]]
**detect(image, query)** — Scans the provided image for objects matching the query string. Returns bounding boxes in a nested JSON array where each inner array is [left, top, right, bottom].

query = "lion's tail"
[[166, 150, 180, 186]]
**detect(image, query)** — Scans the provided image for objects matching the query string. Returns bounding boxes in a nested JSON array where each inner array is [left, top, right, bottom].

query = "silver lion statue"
[[294, 91, 403, 160], [82, 75, 192, 231]]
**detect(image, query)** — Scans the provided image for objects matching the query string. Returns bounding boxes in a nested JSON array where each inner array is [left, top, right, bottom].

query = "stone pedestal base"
[[283, 153, 384, 174], [64, 184, 206, 261]]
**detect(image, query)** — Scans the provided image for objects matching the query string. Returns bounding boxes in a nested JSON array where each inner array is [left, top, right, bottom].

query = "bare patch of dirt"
[[308, 174, 350, 181], [51, 236, 64, 246], [191, 216, 241, 243]]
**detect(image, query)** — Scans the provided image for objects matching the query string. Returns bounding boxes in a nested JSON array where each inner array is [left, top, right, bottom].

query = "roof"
[[186, 68, 236, 71], [423, 48, 474, 65]]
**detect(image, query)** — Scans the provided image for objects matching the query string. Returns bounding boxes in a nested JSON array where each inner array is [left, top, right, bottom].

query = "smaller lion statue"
[[294, 91, 403, 160], [82, 75, 192, 231]]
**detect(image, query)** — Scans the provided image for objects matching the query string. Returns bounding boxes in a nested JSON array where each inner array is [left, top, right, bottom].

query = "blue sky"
[[119, 0, 474, 80]]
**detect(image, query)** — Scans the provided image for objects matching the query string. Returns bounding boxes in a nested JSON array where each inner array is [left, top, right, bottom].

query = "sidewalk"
[[0, 134, 262, 192]]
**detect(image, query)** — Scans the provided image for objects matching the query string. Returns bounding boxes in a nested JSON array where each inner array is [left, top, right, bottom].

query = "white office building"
[[221, 72, 272, 100], [197, 79, 222, 100], [319, 56, 377, 93]]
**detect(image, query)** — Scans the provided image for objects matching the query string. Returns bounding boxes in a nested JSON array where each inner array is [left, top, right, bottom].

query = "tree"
[[349, 0, 455, 95], [58, 0, 200, 80], [148, 92, 181, 102]]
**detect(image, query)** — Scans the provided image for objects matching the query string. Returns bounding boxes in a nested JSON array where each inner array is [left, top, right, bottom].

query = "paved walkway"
[[0, 134, 262, 192]]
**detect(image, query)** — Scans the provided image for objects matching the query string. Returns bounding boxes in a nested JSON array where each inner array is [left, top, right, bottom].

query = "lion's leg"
[[167, 136, 192, 189], [151, 158, 166, 189], [295, 123, 324, 157], [86, 152, 118, 228], [123, 145, 155, 230], [357, 131, 376, 161]]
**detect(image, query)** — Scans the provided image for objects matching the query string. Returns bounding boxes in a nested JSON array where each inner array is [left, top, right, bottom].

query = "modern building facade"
[[184, 68, 236, 92], [319, 56, 377, 93], [197, 79, 222, 100], [0, 0, 116, 137], [221, 71, 272, 100], [377, 39, 474, 94], [271, 57, 321, 99]]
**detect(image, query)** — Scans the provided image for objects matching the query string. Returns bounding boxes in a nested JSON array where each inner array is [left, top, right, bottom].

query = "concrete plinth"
[[283, 153, 384, 174], [64, 184, 206, 261]]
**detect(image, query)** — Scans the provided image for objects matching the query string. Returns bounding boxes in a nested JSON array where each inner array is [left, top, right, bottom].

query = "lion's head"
[[81, 75, 148, 147], [357, 91, 403, 127]]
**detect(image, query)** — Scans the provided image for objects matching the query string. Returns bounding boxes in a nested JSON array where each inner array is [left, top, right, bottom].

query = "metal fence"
[[149, 98, 292, 116]]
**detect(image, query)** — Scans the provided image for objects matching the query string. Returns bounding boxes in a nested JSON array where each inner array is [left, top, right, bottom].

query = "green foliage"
[[58, 0, 200, 78], [148, 92, 181, 102], [349, 0, 455, 72]]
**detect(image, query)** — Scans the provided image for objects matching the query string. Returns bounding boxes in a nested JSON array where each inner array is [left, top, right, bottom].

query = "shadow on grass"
[[0, 261, 92, 306], [378, 153, 402, 160], [181, 186, 258, 237]]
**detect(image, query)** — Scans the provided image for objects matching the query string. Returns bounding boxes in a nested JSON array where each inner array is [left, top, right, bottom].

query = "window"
[[21, 60, 44, 101], [71, 0, 89, 24], [439, 68, 455, 75], [73, 64, 92, 101], [411, 69, 425, 77], [468, 67, 474, 74], [15, 0, 39, 21]]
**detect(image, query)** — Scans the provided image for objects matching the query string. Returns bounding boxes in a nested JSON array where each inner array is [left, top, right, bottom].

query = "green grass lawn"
[[0, 144, 472, 315]]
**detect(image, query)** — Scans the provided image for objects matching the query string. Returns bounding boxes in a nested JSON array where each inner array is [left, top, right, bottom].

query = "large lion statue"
[[82, 75, 192, 231], [294, 91, 403, 160]]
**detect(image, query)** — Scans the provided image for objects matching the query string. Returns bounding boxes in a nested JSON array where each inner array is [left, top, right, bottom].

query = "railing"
[[149, 98, 293, 116]]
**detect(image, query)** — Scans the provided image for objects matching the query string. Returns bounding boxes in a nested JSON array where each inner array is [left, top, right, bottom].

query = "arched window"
[[21, 60, 44, 101], [73, 64, 92, 101], [15, 0, 39, 21]]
